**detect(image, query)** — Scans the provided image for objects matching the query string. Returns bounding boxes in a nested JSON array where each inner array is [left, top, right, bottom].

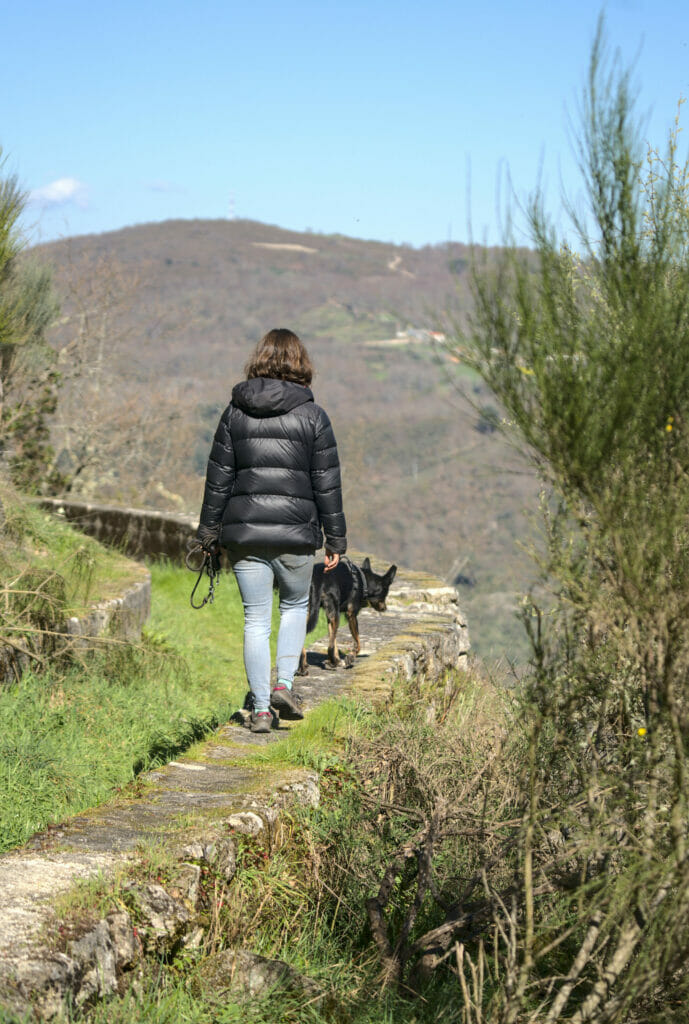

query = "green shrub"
[[446, 21, 689, 1022], [0, 154, 60, 491]]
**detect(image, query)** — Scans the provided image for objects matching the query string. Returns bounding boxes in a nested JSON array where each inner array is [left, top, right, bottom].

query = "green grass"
[[0, 641, 228, 852], [80, 989, 254, 1024], [0, 551, 329, 853], [233, 695, 373, 771]]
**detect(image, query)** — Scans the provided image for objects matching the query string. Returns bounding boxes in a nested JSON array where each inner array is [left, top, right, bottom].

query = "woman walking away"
[[196, 329, 347, 733]]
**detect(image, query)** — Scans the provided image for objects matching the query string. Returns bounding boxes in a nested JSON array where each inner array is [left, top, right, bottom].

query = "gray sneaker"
[[270, 685, 304, 720], [250, 710, 273, 733]]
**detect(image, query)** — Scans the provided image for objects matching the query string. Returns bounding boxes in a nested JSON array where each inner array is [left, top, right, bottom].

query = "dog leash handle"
[[186, 541, 221, 609]]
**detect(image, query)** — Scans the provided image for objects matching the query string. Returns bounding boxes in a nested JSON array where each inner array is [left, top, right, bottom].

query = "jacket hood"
[[231, 377, 314, 418]]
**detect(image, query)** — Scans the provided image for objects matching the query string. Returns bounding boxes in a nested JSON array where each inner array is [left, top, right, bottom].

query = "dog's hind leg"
[[296, 647, 309, 676]]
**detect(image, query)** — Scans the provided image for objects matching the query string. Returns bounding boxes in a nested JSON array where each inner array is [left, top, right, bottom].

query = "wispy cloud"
[[29, 177, 88, 209]]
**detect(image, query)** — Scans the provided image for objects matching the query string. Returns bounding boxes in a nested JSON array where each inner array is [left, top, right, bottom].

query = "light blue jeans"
[[231, 551, 315, 711]]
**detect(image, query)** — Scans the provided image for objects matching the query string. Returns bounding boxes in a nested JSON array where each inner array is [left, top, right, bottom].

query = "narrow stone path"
[[0, 562, 468, 1018]]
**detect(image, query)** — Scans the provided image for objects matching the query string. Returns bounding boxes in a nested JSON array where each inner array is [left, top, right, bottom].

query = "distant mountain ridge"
[[35, 217, 474, 372]]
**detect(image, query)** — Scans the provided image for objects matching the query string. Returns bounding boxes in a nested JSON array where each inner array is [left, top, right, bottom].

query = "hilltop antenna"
[[228, 192, 236, 219]]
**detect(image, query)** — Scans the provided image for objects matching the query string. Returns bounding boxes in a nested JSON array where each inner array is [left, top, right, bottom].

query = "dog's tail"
[[305, 563, 325, 634]]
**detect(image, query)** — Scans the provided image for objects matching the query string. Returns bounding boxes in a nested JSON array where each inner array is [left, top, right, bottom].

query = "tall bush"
[[0, 151, 59, 490], [450, 26, 689, 1022]]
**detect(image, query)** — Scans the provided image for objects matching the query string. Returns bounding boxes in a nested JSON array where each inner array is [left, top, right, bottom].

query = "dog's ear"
[[362, 557, 371, 572], [384, 565, 397, 585]]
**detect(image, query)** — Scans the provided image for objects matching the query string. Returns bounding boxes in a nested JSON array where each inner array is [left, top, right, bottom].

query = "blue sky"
[[3, 0, 688, 248]]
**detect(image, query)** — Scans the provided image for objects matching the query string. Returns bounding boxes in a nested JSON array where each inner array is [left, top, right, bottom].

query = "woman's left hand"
[[324, 550, 339, 572]]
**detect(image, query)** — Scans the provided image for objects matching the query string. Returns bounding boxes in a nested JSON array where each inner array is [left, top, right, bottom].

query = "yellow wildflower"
[[637, 727, 647, 737]]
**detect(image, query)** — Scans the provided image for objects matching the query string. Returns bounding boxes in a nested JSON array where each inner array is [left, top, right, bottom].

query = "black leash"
[[185, 541, 221, 609]]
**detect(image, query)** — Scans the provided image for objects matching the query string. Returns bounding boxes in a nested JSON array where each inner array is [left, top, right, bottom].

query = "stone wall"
[[64, 572, 151, 646], [38, 498, 197, 562]]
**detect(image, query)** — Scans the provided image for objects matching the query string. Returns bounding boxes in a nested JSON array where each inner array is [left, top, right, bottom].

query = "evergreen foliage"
[[0, 151, 60, 490]]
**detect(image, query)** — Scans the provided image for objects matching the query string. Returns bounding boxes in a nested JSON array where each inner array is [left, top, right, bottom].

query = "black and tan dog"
[[298, 556, 397, 674]]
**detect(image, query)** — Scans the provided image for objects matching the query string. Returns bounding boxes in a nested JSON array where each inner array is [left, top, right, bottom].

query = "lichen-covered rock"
[[205, 837, 237, 883], [179, 836, 237, 883], [277, 773, 320, 809], [166, 863, 201, 909], [2, 953, 79, 1021], [192, 948, 323, 1005], [70, 919, 118, 1005], [180, 841, 205, 861], [122, 882, 192, 954], [226, 811, 264, 835], [67, 911, 139, 1008], [105, 911, 138, 971], [245, 802, 279, 825]]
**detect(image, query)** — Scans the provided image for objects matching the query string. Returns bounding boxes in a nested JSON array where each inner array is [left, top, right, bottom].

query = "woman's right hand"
[[324, 550, 340, 572]]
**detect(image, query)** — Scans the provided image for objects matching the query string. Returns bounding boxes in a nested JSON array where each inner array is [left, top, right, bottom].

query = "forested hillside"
[[35, 219, 539, 659]]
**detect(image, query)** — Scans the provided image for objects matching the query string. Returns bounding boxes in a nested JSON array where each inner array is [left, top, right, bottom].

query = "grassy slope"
[[0, 485, 140, 617]]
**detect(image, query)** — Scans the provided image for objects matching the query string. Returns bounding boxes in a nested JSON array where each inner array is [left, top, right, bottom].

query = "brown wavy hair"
[[245, 328, 313, 386]]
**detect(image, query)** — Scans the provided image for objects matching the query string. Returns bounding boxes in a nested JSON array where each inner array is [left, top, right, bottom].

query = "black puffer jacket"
[[198, 377, 347, 555]]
